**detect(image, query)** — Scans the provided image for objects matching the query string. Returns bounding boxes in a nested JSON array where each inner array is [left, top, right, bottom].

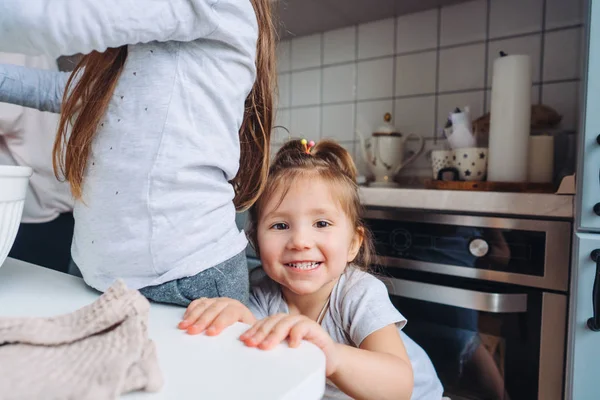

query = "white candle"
[[487, 54, 532, 182], [528, 135, 554, 183]]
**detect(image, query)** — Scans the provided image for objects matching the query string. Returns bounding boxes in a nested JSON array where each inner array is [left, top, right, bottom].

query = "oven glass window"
[[386, 277, 543, 400], [366, 219, 546, 276]]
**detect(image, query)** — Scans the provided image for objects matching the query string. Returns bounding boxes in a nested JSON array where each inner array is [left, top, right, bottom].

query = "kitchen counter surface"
[[0, 258, 326, 400], [359, 187, 574, 218]]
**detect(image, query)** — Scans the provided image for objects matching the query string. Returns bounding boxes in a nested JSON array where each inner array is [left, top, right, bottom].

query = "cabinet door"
[[567, 233, 600, 400], [577, 0, 600, 231]]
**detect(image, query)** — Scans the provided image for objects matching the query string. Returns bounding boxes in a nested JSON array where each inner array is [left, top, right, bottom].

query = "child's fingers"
[[240, 315, 279, 339], [238, 307, 257, 325], [258, 316, 304, 350], [186, 301, 228, 335], [288, 321, 313, 348], [241, 314, 287, 346], [179, 298, 212, 329], [205, 305, 250, 336], [239, 322, 261, 341], [183, 297, 210, 320]]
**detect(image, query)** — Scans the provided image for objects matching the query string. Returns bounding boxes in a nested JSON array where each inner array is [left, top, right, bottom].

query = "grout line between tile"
[[353, 23, 360, 151], [433, 6, 442, 144], [539, 0, 548, 103], [287, 41, 293, 133], [319, 32, 324, 140]]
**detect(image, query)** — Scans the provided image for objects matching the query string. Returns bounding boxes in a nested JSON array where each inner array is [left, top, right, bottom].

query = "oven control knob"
[[391, 229, 412, 252], [469, 238, 489, 258]]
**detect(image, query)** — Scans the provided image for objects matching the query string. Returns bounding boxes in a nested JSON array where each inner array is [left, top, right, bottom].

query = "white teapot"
[[356, 113, 424, 187]]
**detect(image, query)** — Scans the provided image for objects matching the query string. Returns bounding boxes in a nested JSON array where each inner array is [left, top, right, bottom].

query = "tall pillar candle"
[[528, 135, 554, 183], [487, 54, 532, 182]]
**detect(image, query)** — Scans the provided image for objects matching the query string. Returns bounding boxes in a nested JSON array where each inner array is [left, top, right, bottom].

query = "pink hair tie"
[[301, 139, 316, 154]]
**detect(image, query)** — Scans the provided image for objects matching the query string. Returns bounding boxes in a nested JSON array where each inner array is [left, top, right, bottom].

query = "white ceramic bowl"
[[0, 166, 32, 268]]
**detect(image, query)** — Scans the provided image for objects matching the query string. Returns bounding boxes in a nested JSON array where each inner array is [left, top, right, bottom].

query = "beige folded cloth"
[[0, 280, 163, 400]]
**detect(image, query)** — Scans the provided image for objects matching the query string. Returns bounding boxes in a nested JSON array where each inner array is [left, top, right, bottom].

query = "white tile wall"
[[291, 69, 321, 107], [545, 0, 584, 29], [396, 9, 438, 53], [324, 27, 357, 65], [323, 64, 356, 103], [394, 96, 436, 137], [543, 28, 582, 81], [277, 73, 291, 108], [357, 58, 394, 100], [358, 18, 395, 59], [290, 107, 321, 139], [439, 44, 486, 91], [395, 51, 437, 96], [542, 81, 580, 130], [441, 0, 487, 46], [322, 104, 356, 142], [276, 0, 583, 177], [489, 0, 543, 38], [291, 34, 322, 70], [277, 40, 291, 73]]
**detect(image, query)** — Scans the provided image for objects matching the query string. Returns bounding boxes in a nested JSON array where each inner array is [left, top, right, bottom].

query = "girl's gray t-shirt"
[[249, 268, 444, 400]]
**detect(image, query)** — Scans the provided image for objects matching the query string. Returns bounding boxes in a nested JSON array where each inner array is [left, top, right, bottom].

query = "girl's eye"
[[315, 220, 331, 228], [271, 222, 288, 230]]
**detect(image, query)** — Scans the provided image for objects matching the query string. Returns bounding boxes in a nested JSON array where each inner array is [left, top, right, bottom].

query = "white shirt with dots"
[[0, 0, 257, 290]]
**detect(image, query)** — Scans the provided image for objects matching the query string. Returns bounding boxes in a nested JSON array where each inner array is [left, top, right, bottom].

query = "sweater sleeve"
[[0, 64, 71, 113], [0, 0, 220, 58]]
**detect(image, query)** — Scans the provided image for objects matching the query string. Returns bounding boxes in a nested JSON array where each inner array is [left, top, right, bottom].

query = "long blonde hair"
[[247, 139, 375, 271], [53, 0, 277, 211]]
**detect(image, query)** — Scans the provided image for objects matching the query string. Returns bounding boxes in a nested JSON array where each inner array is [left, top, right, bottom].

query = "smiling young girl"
[[180, 139, 444, 400]]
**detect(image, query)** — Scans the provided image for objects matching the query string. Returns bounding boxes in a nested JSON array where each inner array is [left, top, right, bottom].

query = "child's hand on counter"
[[178, 297, 256, 335], [240, 314, 340, 376]]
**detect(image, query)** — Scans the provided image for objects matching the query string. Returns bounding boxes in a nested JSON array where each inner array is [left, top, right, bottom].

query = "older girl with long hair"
[[0, 0, 276, 305]]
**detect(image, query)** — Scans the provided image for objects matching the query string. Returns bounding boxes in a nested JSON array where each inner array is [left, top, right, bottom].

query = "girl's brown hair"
[[53, 0, 276, 211], [247, 139, 375, 271]]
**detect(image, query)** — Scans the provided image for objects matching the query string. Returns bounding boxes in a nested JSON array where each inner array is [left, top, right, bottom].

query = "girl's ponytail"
[[311, 141, 358, 183]]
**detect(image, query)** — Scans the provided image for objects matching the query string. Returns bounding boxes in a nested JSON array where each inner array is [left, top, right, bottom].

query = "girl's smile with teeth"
[[285, 261, 322, 270]]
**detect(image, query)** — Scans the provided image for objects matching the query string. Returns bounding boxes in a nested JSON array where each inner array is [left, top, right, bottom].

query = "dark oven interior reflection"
[[364, 210, 570, 400], [378, 268, 543, 400]]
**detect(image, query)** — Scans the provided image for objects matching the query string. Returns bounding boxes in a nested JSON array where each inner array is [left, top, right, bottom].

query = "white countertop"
[[0, 258, 326, 400], [359, 187, 574, 218]]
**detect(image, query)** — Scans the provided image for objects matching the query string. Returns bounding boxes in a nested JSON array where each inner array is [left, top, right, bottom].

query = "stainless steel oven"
[[364, 208, 572, 400]]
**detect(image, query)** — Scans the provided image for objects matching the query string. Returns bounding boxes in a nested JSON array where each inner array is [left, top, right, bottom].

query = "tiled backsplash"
[[273, 0, 583, 178]]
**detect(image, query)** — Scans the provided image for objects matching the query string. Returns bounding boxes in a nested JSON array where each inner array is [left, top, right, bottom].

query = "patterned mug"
[[453, 147, 488, 181]]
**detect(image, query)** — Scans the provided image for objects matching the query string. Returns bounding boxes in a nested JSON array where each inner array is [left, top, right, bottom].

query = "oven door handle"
[[382, 277, 528, 313]]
